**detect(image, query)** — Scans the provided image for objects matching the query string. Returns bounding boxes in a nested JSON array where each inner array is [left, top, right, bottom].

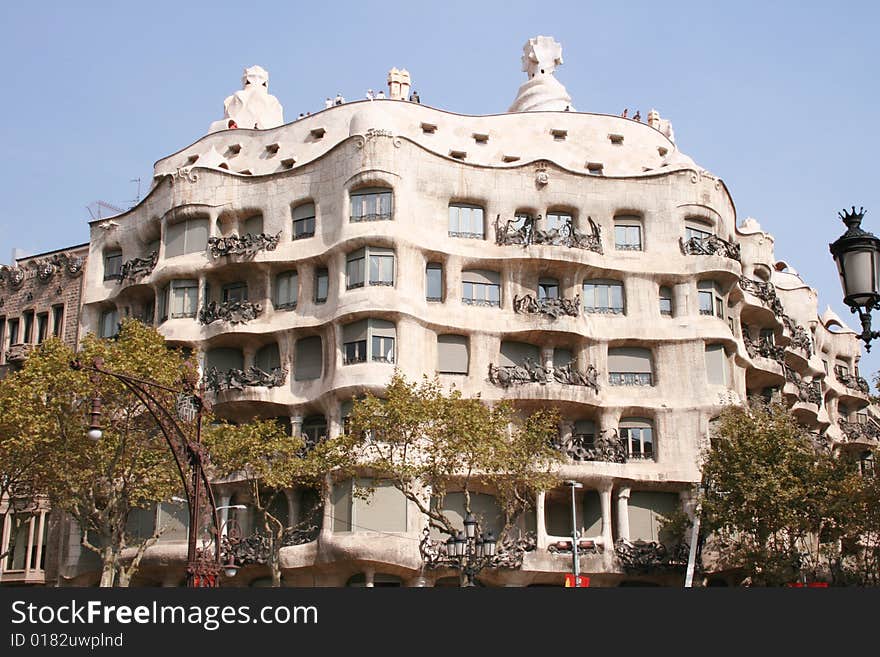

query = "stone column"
[[541, 346, 554, 377], [535, 490, 547, 549], [290, 413, 304, 437], [616, 486, 631, 542], [598, 481, 614, 549], [363, 568, 375, 588], [216, 490, 231, 537], [674, 282, 690, 318], [285, 489, 298, 526]]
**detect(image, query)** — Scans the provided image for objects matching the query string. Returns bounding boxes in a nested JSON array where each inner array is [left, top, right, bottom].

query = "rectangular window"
[[614, 223, 642, 251], [100, 309, 119, 338], [350, 188, 392, 222], [437, 334, 469, 374], [22, 311, 34, 344], [165, 218, 209, 258], [608, 348, 653, 386], [538, 278, 559, 300], [36, 313, 48, 344], [698, 281, 723, 318], [369, 249, 394, 286], [275, 271, 298, 309], [170, 280, 198, 318], [698, 291, 714, 315], [448, 204, 485, 239], [294, 335, 323, 380], [344, 340, 367, 364], [8, 319, 19, 345], [620, 426, 654, 459], [315, 267, 329, 303], [158, 285, 169, 322], [103, 251, 123, 280], [659, 286, 672, 316], [52, 305, 64, 338], [222, 282, 248, 303], [242, 214, 263, 236], [583, 281, 624, 314], [293, 203, 316, 239], [346, 250, 366, 289], [372, 335, 395, 363], [426, 263, 443, 302], [685, 223, 713, 242], [462, 271, 501, 307]]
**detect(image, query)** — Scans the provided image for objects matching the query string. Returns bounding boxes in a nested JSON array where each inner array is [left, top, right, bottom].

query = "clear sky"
[[1, 0, 878, 375]]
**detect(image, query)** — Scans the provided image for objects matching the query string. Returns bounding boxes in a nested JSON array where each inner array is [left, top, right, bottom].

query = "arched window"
[[350, 187, 392, 222], [255, 343, 281, 372], [618, 418, 655, 460], [275, 270, 298, 309], [292, 202, 316, 239], [164, 217, 209, 258], [448, 203, 485, 239], [614, 214, 643, 251], [342, 319, 396, 364], [426, 263, 443, 302], [659, 286, 673, 316], [437, 334, 469, 374]]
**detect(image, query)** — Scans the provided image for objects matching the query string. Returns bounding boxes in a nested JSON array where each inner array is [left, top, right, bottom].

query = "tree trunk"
[[99, 548, 116, 587]]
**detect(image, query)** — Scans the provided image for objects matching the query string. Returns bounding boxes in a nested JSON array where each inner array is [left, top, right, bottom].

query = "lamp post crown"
[[839, 206, 868, 233]]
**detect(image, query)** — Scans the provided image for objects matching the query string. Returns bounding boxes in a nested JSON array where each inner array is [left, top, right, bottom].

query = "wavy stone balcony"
[[494, 215, 603, 254], [743, 334, 785, 367], [783, 366, 822, 407], [488, 360, 599, 391], [554, 428, 627, 463], [835, 372, 870, 395]]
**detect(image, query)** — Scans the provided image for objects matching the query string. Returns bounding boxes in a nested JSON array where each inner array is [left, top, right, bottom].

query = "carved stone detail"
[[204, 366, 287, 393], [495, 214, 602, 253], [5, 343, 34, 363], [488, 358, 599, 392], [679, 234, 741, 261], [198, 300, 262, 325], [513, 294, 580, 318], [208, 232, 280, 258]]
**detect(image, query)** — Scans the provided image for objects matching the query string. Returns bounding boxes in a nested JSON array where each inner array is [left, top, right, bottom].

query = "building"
[[36, 36, 880, 586], [0, 244, 88, 586]]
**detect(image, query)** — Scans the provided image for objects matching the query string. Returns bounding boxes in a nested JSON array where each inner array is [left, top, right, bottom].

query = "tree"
[[203, 419, 351, 587], [341, 372, 562, 545], [700, 402, 860, 586], [0, 319, 195, 586]]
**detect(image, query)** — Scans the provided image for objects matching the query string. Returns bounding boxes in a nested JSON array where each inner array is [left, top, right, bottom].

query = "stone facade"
[[0, 244, 88, 586], [38, 39, 877, 587]]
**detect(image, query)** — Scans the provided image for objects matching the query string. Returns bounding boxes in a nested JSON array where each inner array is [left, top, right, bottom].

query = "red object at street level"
[[564, 574, 590, 587], [785, 582, 829, 587]]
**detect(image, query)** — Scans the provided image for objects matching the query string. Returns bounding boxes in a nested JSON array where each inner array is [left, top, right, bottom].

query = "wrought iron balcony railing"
[[198, 300, 263, 325], [835, 372, 871, 394], [512, 294, 580, 318], [118, 251, 158, 283], [679, 234, 741, 261], [743, 334, 785, 364], [494, 214, 603, 254], [608, 372, 653, 386], [208, 232, 281, 258], [838, 419, 880, 442], [488, 359, 599, 391], [204, 366, 287, 393]]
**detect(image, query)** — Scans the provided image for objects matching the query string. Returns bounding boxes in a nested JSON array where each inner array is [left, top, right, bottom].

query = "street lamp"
[[71, 356, 223, 587], [564, 480, 584, 586], [829, 206, 880, 350]]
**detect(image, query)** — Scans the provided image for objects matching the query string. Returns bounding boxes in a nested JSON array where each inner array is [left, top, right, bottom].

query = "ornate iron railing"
[[350, 212, 393, 222], [448, 231, 484, 239], [835, 372, 870, 394], [204, 366, 287, 393], [608, 372, 653, 386], [221, 524, 320, 566], [119, 251, 158, 282], [784, 366, 822, 406], [494, 214, 603, 254], [208, 232, 281, 258], [198, 300, 262, 325], [462, 297, 501, 308], [555, 428, 627, 463], [488, 359, 599, 392], [679, 234, 741, 261], [738, 276, 786, 317], [513, 294, 580, 318], [838, 419, 880, 442], [743, 334, 785, 364], [614, 539, 690, 572], [419, 528, 537, 575]]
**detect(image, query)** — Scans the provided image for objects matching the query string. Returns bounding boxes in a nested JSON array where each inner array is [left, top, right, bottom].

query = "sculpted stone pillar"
[[535, 490, 547, 549], [216, 490, 231, 537], [616, 486, 631, 542], [285, 488, 298, 527], [598, 481, 614, 549]]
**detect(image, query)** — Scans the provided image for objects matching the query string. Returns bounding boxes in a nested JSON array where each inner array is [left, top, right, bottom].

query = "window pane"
[[427, 264, 442, 300], [372, 336, 394, 363], [315, 269, 329, 302], [370, 255, 394, 285], [294, 336, 322, 380], [699, 291, 714, 315], [347, 256, 365, 288], [276, 271, 298, 307], [184, 219, 209, 254], [294, 216, 315, 239]]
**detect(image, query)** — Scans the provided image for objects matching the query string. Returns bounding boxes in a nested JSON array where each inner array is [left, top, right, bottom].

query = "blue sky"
[[1, 0, 878, 375]]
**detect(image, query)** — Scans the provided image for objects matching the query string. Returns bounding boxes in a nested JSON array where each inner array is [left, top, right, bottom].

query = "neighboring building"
[[0, 244, 88, 586], [48, 36, 879, 586]]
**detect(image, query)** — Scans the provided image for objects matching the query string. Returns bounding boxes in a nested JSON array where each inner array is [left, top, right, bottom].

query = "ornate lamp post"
[[420, 513, 498, 587], [71, 356, 225, 587], [830, 206, 880, 350]]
